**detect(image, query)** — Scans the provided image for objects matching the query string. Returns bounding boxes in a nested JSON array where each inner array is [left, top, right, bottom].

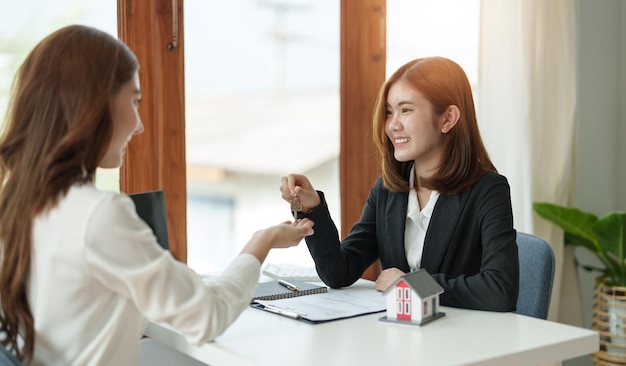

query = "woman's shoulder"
[[461, 172, 511, 204], [371, 175, 390, 195], [66, 184, 127, 204], [64, 184, 135, 219], [450, 172, 509, 200], [67, 183, 115, 198], [369, 175, 410, 204], [65, 186, 153, 247], [475, 171, 509, 188]]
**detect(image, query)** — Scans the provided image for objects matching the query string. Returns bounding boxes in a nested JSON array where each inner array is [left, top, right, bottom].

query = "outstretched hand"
[[241, 218, 315, 263], [265, 218, 315, 249]]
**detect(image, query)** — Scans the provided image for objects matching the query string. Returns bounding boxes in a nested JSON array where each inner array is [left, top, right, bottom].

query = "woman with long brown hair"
[[0, 25, 313, 365], [281, 56, 518, 312]]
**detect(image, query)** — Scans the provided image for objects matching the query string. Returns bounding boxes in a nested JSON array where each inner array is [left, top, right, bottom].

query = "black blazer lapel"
[[421, 193, 466, 273], [384, 190, 411, 272]]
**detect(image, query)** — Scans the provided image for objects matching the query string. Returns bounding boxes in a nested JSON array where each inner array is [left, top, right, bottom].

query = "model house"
[[381, 269, 445, 326]]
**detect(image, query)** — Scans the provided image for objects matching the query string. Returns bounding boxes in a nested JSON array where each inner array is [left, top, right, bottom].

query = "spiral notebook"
[[250, 281, 385, 323], [251, 280, 327, 302]]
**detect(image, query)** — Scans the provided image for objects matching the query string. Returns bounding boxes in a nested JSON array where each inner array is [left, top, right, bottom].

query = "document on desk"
[[251, 283, 386, 323]]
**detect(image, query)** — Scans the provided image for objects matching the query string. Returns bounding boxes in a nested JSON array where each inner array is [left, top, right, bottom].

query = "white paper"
[[254, 284, 386, 322]]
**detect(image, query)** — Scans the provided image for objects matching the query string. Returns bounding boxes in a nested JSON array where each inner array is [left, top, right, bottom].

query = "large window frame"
[[117, 0, 385, 280], [118, 0, 188, 261]]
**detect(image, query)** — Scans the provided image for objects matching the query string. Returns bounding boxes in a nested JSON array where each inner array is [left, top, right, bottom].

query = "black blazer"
[[303, 172, 519, 312]]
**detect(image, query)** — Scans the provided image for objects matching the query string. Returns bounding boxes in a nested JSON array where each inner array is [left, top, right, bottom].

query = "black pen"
[[278, 279, 300, 291]]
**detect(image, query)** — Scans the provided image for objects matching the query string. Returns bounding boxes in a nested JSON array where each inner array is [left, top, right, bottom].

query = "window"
[[387, 0, 480, 84], [3, 1, 481, 276], [184, 0, 341, 274], [0, 1, 118, 190], [182, 0, 480, 275]]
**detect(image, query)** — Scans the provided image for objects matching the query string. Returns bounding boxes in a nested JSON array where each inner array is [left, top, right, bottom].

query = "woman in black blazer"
[[281, 57, 518, 312]]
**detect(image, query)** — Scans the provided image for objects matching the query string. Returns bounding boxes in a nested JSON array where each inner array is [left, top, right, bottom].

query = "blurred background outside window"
[[1, 0, 479, 276], [185, 0, 479, 274], [1, 1, 119, 190]]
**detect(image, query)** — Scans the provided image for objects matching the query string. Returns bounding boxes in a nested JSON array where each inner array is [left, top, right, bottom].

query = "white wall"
[[577, 0, 624, 214], [568, 1, 625, 365]]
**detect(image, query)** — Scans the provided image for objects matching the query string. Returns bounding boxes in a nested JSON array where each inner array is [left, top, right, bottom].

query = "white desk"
[[145, 300, 599, 366]]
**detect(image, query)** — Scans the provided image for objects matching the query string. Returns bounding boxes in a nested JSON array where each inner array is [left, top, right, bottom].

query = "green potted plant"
[[533, 202, 626, 364]]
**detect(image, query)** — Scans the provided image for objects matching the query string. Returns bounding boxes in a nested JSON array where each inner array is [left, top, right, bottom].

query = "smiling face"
[[384, 79, 446, 176], [100, 71, 144, 168]]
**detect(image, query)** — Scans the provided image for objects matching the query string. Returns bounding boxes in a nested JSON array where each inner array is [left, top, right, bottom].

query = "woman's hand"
[[263, 219, 315, 249], [280, 174, 321, 213], [241, 219, 315, 263], [374, 267, 405, 292]]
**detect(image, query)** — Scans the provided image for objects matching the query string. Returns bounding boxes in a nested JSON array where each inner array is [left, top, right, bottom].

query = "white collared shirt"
[[404, 166, 440, 271], [29, 184, 260, 365]]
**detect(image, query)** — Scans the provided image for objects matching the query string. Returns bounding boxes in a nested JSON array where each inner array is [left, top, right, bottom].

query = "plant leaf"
[[533, 202, 599, 244], [594, 212, 626, 275], [564, 232, 595, 250]]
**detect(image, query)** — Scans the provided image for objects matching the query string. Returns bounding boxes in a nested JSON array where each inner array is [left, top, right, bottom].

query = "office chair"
[[129, 190, 169, 250], [514, 232, 555, 320], [139, 338, 208, 366], [0, 346, 21, 366]]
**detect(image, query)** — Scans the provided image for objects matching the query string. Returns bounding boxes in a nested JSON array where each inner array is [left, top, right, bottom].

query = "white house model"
[[380, 269, 445, 326]]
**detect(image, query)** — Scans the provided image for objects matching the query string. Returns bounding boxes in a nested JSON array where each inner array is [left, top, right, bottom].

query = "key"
[[291, 194, 302, 219]]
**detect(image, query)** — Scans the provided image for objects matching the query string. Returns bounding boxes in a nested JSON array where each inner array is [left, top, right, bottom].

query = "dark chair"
[[129, 190, 169, 250], [514, 232, 555, 320], [0, 346, 21, 366]]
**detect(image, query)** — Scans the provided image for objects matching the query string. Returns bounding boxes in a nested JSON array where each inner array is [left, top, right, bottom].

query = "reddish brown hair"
[[372, 57, 495, 193], [0, 25, 138, 362]]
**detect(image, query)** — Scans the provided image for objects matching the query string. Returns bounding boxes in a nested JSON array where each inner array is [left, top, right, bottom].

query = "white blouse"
[[29, 184, 260, 366], [404, 167, 439, 271]]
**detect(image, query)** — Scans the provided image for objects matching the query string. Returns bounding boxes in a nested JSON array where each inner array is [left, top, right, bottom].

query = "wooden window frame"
[[117, 0, 187, 262], [341, 0, 385, 280], [117, 0, 385, 281]]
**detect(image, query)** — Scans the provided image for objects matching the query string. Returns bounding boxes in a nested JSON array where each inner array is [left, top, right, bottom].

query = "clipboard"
[[251, 284, 386, 323]]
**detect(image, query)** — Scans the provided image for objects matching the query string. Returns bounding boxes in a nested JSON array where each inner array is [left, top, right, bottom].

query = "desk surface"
[[145, 295, 598, 366]]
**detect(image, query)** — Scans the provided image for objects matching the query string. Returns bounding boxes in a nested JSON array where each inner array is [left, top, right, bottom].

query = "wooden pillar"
[[340, 0, 386, 280], [117, 0, 188, 262]]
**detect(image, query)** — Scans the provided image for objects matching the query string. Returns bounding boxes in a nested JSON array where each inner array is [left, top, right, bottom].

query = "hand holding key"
[[280, 174, 321, 215]]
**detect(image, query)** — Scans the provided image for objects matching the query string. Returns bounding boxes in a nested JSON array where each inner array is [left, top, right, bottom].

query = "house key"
[[290, 194, 302, 219]]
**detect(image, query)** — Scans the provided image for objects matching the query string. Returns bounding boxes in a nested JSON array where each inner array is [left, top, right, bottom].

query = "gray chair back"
[[514, 232, 555, 319], [0, 346, 21, 366]]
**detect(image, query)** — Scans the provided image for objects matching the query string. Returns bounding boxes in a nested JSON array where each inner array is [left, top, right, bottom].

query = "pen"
[[278, 279, 300, 291], [263, 305, 301, 319]]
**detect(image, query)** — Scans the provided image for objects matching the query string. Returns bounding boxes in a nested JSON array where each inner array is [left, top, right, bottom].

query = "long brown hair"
[[372, 56, 495, 194], [0, 25, 138, 362]]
